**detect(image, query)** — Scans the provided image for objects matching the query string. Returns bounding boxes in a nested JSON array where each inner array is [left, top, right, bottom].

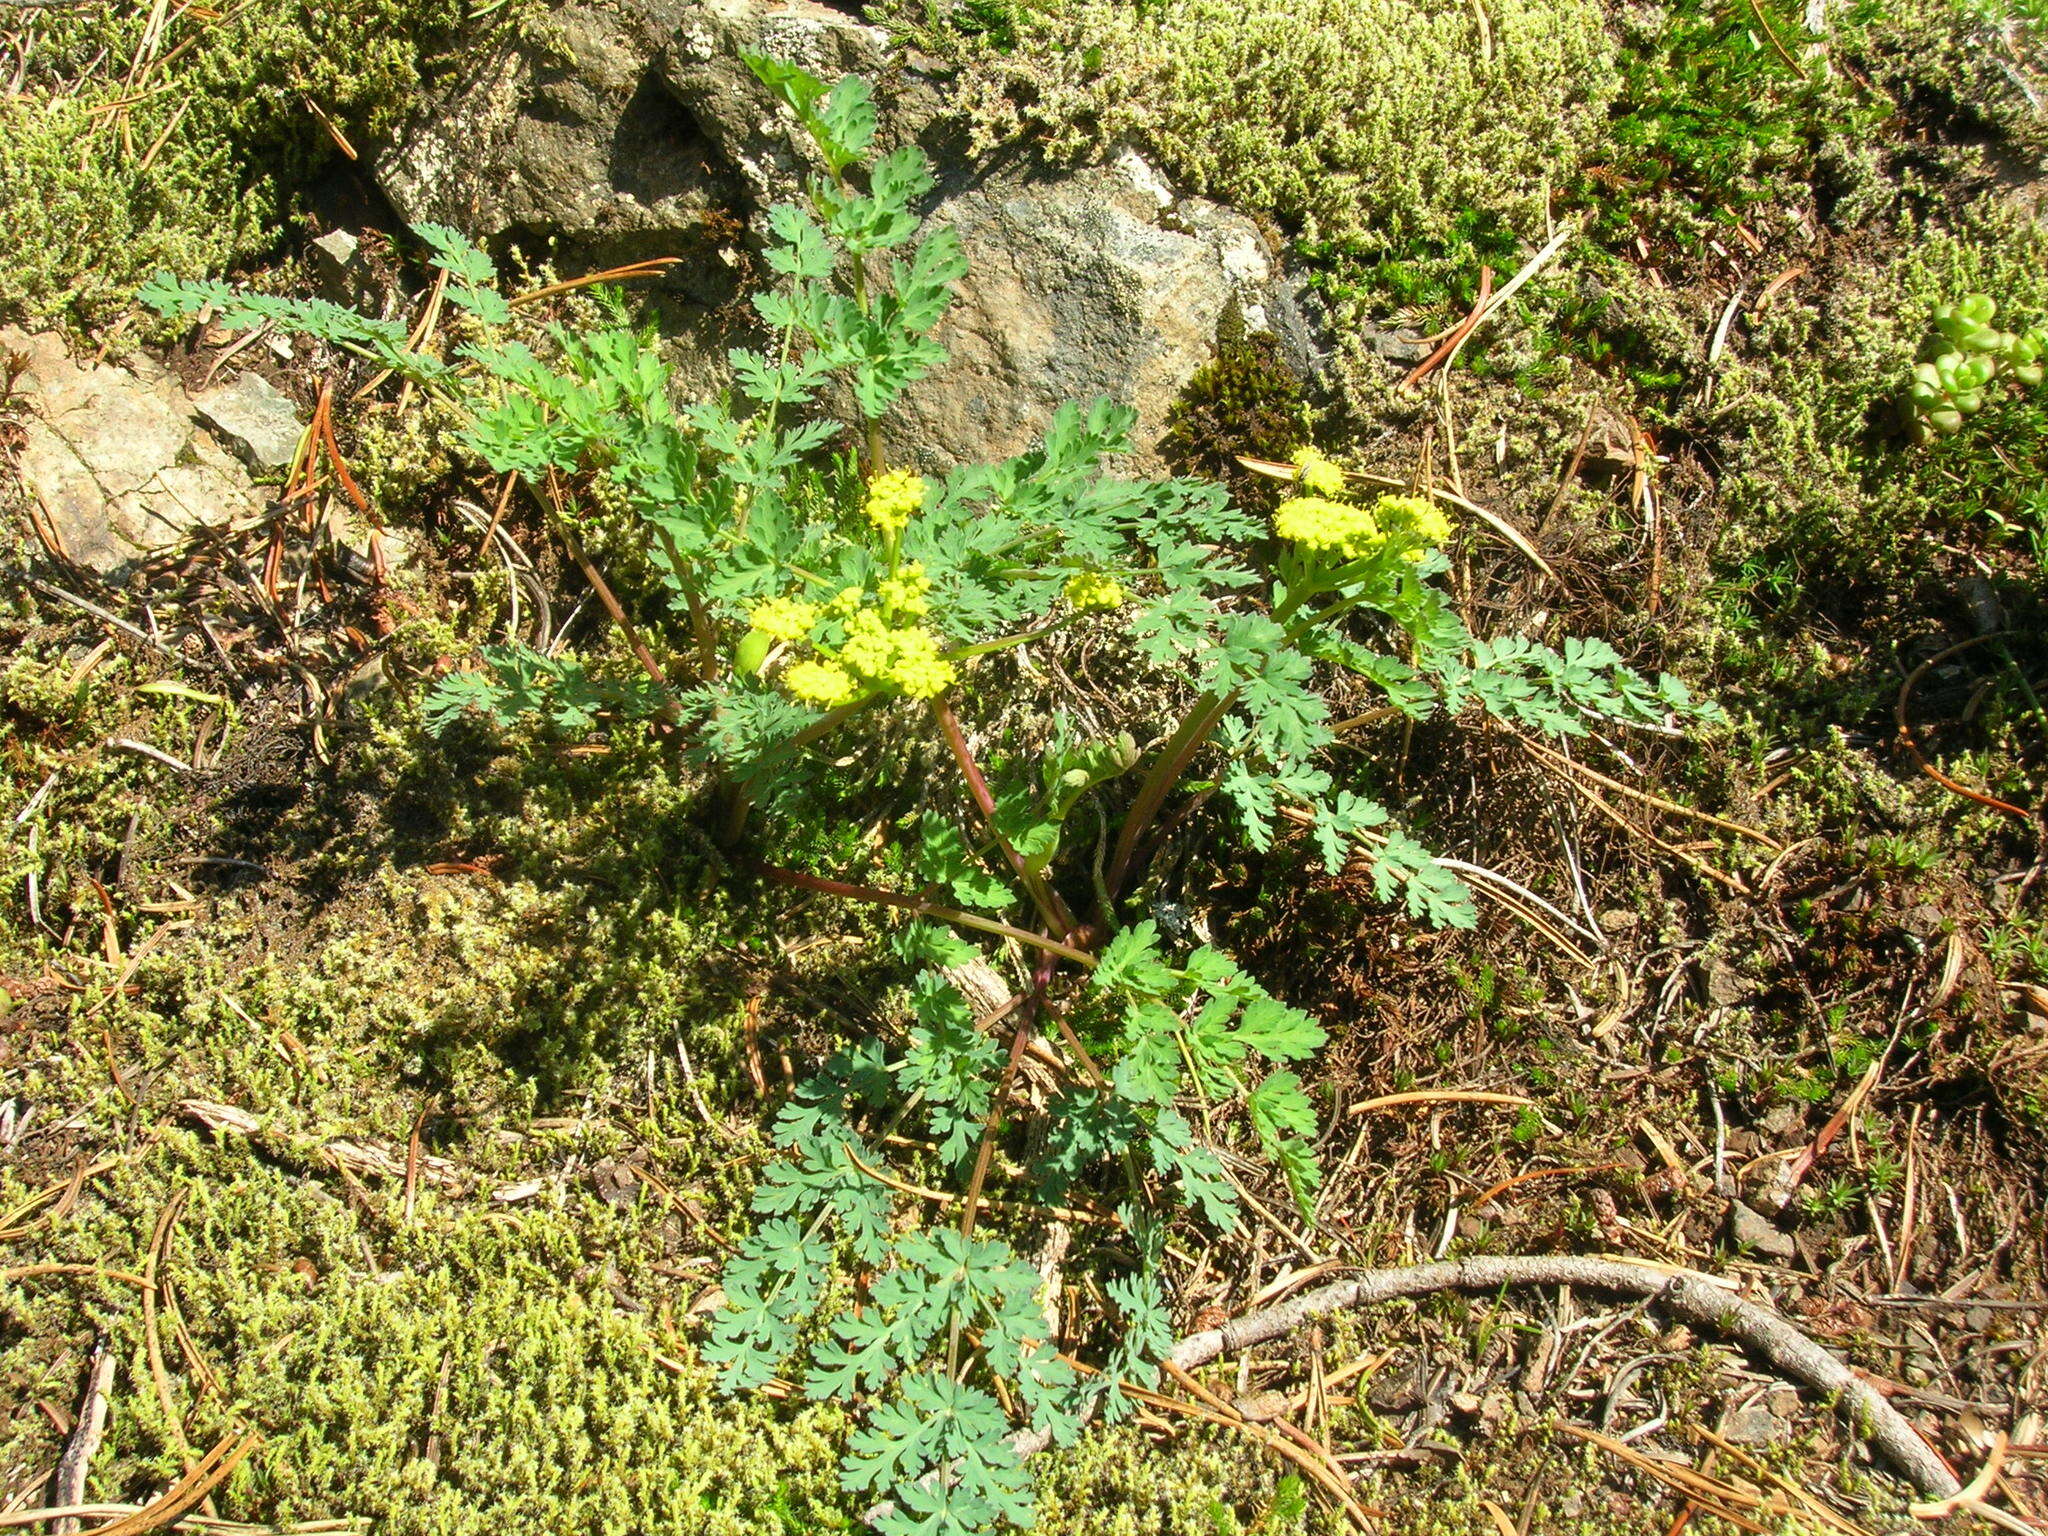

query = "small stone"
[[1900, 903, 1945, 939], [1721, 1401, 1792, 1445], [1728, 1200, 1797, 1262], [1759, 1102, 1804, 1140], [194, 372, 304, 471], [340, 655, 389, 714], [5, 325, 260, 574], [1357, 318, 1430, 364], [1702, 956, 1750, 1007], [325, 507, 414, 581], [585, 1157, 639, 1209], [310, 228, 362, 299]]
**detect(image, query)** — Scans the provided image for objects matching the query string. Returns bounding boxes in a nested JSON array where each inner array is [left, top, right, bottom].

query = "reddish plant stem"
[[759, 864, 1097, 969], [1401, 266, 1494, 390], [933, 697, 1079, 940], [956, 956, 1055, 1240], [541, 470, 678, 704]]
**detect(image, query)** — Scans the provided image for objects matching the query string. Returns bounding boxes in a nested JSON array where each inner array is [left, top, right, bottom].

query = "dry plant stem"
[[511, 257, 681, 308], [313, 385, 370, 518], [1403, 266, 1495, 389], [1895, 633, 2034, 822], [1558, 1425, 1773, 1533], [479, 470, 517, 560], [1515, 732, 1782, 848], [0, 1264, 155, 1290], [72, 1429, 260, 1536], [539, 472, 679, 701], [1551, 764, 1753, 896], [1157, 1360, 1375, 1529], [1540, 399, 1603, 531], [758, 864, 1096, 968], [142, 1191, 201, 1485], [1163, 1255, 1962, 1499]]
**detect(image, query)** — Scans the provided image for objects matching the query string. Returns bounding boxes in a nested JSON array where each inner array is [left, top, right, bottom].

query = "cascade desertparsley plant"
[[140, 55, 1722, 1534]]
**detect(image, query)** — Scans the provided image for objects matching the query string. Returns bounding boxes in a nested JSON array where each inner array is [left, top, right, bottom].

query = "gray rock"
[[1727, 1200, 1797, 1262], [4, 328, 260, 577], [371, 1, 1315, 466], [193, 372, 304, 471], [375, 0, 748, 302], [885, 150, 1290, 470], [661, 0, 923, 211]]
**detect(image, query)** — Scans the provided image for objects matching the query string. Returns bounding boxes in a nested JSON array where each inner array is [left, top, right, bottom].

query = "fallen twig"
[[1163, 1254, 1963, 1499], [1403, 267, 1495, 389], [1345, 1089, 1533, 1117], [51, 1343, 115, 1535], [1515, 733, 1782, 849]]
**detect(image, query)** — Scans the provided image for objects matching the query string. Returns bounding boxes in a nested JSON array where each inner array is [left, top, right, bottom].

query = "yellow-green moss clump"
[[0, 0, 474, 329], [910, 0, 1616, 251], [1718, 201, 2048, 600]]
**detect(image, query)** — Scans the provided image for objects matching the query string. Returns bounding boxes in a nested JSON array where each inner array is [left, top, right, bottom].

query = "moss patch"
[[0, 0, 480, 330], [897, 0, 1618, 253]]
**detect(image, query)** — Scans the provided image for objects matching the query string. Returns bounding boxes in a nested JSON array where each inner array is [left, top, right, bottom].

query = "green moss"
[[3, 1133, 851, 1534], [1716, 201, 2048, 627], [1158, 311, 1310, 504], [0, 0, 479, 330], [901, 0, 1618, 253], [1843, 0, 2048, 156]]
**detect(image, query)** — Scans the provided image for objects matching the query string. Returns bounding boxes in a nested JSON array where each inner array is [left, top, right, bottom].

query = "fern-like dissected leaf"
[[849, 1373, 1034, 1535], [1147, 1108, 1241, 1232], [1091, 920, 1177, 996], [702, 1216, 836, 1391], [901, 971, 1004, 1166]]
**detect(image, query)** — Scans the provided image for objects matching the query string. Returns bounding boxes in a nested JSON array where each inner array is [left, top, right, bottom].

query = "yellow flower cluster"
[[748, 594, 819, 643], [1273, 445, 1454, 563], [1374, 493, 1453, 548], [877, 563, 933, 618], [862, 470, 926, 534], [1064, 570, 1126, 611], [838, 610, 956, 698], [785, 659, 859, 707], [1273, 494, 1384, 559], [769, 595, 958, 707], [1291, 444, 1347, 499]]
